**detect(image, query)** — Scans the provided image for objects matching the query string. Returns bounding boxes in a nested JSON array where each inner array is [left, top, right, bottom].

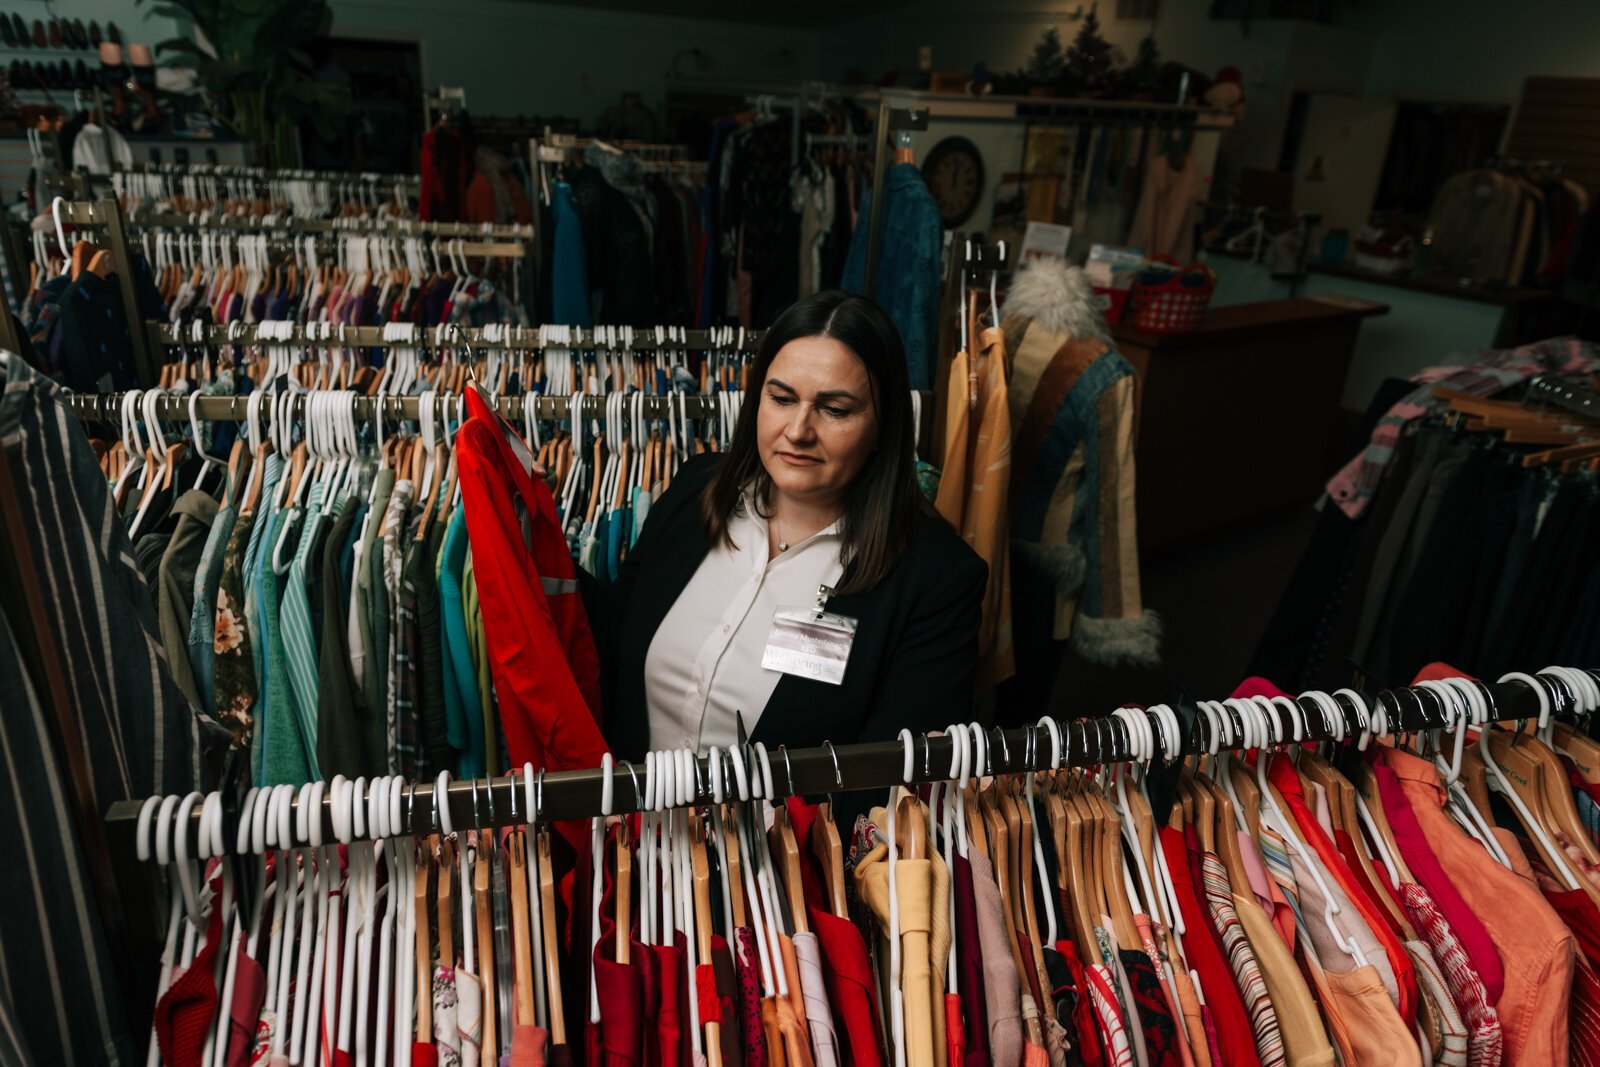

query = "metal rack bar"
[[122, 211, 534, 242], [63, 391, 728, 424], [1527, 375, 1600, 423], [148, 322, 762, 350], [101, 673, 1584, 855], [117, 162, 420, 189], [862, 105, 928, 299]]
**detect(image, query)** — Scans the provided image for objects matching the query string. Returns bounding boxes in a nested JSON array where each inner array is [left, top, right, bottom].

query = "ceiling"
[[525, 0, 913, 27]]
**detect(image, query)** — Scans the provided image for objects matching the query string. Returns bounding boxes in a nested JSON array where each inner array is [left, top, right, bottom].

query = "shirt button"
[[722, 624, 731, 634], [696, 684, 704, 695]]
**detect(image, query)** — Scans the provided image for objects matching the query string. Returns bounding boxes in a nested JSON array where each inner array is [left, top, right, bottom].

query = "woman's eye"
[[767, 393, 795, 406], [822, 406, 848, 418]]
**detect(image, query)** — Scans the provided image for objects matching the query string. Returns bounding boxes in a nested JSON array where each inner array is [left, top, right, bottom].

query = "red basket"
[[1127, 257, 1215, 334]]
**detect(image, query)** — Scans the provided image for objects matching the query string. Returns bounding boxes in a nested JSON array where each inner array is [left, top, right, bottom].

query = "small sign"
[[1020, 221, 1073, 265]]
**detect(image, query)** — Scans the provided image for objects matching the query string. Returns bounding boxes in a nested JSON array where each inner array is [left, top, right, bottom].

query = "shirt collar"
[[736, 486, 843, 548], [1379, 745, 1446, 791]]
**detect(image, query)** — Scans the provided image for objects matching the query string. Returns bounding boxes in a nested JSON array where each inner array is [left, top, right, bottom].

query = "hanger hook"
[[823, 740, 843, 788], [779, 745, 795, 798], [991, 726, 1010, 772], [507, 768, 519, 822], [619, 760, 640, 813]]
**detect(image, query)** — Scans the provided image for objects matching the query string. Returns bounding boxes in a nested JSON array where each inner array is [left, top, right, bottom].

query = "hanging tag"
[[762, 584, 856, 685]]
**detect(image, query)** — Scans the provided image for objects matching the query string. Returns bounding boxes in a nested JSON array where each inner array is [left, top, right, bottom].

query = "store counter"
[[1115, 295, 1388, 551]]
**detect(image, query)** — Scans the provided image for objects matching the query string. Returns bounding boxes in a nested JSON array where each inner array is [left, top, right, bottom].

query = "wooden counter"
[[1116, 295, 1388, 552]]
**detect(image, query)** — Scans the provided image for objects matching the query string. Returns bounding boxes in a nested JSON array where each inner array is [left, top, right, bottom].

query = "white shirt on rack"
[[645, 489, 844, 752]]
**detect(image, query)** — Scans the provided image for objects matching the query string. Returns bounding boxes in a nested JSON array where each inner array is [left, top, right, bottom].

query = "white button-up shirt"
[[644, 492, 844, 751]]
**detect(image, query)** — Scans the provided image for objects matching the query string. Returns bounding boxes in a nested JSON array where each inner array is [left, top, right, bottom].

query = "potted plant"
[[137, 0, 350, 167], [1125, 35, 1161, 100], [1025, 25, 1064, 97], [1061, 4, 1114, 97]]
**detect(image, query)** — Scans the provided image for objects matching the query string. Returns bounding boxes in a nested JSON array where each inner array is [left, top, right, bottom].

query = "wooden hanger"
[[537, 828, 567, 1045], [1488, 729, 1600, 875], [1227, 758, 1265, 842], [437, 836, 456, 968], [812, 801, 848, 920], [415, 841, 434, 1044], [1307, 753, 1415, 938], [1094, 787, 1141, 949], [722, 810, 749, 929], [770, 803, 809, 935], [1354, 763, 1414, 884], [691, 813, 724, 1067], [508, 829, 536, 1030], [1555, 722, 1600, 785], [964, 782, 989, 860], [980, 785, 1033, 989], [1048, 772, 1093, 960], [1014, 782, 1044, 952], [476, 827, 497, 1060], [614, 818, 632, 964]]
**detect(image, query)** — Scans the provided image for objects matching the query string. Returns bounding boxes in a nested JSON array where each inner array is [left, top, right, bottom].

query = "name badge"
[[762, 584, 857, 685]]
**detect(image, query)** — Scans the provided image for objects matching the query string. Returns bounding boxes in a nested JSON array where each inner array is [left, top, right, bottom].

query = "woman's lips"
[[775, 451, 822, 466]]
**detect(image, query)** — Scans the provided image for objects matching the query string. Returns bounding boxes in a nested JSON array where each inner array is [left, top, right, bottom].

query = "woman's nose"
[[785, 407, 817, 442]]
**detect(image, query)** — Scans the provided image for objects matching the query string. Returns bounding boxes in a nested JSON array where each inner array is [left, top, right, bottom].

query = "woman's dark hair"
[[701, 290, 926, 595]]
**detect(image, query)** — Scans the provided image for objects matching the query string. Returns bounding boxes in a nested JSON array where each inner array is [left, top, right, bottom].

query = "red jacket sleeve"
[[456, 414, 608, 777]]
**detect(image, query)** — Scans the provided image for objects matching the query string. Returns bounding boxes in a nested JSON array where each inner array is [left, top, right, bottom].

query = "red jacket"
[[457, 387, 608, 788]]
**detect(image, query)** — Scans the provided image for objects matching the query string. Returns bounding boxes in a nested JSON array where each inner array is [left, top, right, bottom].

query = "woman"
[[588, 290, 986, 759]]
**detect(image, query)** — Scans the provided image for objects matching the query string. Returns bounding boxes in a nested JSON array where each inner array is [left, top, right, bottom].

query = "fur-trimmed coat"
[[1001, 259, 1160, 666]]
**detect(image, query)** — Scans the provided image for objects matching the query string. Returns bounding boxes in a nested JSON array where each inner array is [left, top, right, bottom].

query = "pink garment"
[[1372, 762, 1506, 1003]]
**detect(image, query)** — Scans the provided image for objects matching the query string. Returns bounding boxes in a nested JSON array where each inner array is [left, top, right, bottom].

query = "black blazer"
[[583, 454, 987, 761]]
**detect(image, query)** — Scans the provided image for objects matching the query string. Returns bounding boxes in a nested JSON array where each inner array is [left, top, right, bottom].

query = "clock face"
[[921, 137, 985, 228]]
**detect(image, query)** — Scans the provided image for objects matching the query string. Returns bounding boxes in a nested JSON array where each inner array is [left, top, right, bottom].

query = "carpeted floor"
[[1036, 506, 1321, 719]]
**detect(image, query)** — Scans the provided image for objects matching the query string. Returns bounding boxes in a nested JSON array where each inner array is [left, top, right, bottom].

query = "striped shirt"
[[1397, 881, 1503, 1066], [1199, 852, 1287, 1067], [1084, 963, 1134, 1067], [382, 481, 414, 774], [0, 354, 225, 1063], [1408, 940, 1470, 1067], [278, 481, 332, 782]]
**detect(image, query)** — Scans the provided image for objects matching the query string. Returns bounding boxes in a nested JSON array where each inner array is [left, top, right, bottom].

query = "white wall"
[[834, 0, 1374, 182], [1350, 0, 1600, 103], [326, 0, 841, 126]]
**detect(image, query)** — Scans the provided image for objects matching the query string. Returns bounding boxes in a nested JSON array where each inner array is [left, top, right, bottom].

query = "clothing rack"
[[121, 210, 534, 242], [115, 161, 420, 192], [102, 672, 1582, 856], [145, 321, 763, 351], [65, 390, 736, 424], [862, 104, 929, 299], [46, 196, 158, 383], [1527, 373, 1600, 421]]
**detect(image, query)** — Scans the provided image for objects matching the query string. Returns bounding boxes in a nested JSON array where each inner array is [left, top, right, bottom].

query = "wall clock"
[[921, 136, 985, 228]]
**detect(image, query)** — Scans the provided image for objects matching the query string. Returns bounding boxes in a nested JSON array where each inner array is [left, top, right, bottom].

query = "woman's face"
[[757, 335, 879, 507]]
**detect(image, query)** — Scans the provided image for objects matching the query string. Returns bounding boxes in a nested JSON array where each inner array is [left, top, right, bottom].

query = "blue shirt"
[[842, 163, 944, 392]]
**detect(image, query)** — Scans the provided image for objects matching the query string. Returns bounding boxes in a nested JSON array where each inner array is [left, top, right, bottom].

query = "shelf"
[[1308, 261, 1556, 307]]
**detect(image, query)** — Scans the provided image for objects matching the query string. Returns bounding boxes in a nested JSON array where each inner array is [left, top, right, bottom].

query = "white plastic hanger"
[[884, 730, 912, 1067], [297, 776, 339, 1067], [1249, 698, 1369, 968], [676, 747, 705, 1057], [1111, 708, 1166, 931], [1033, 717, 1063, 946], [589, 755, 613, 1025]]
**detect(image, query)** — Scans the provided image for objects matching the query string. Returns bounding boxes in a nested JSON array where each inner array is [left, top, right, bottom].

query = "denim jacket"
[[842, 163, 943, 392]]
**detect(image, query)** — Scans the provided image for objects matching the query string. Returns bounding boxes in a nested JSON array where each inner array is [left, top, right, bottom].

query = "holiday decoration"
[[1062, 4, 1114, 94]]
